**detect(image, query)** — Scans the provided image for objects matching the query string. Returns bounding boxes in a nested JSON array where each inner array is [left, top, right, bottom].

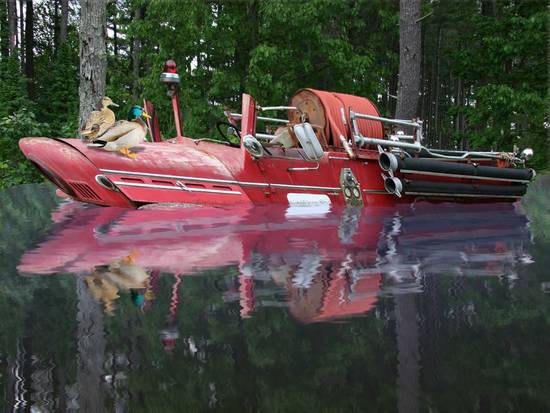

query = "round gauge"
[[344, 187, 352, 198]]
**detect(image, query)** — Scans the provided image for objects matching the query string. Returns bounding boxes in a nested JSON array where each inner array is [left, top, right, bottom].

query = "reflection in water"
[[85, 252, 149, 315], [1, 183, 548, 411], [19, 202, 532, 323]]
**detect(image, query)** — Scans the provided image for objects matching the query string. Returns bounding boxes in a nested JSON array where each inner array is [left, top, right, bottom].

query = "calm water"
[[1, 181, 549, 412]]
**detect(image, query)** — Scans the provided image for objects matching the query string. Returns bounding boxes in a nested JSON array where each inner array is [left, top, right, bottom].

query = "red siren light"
[[160, 59, 180, 85], [164, 60, 177, 74]]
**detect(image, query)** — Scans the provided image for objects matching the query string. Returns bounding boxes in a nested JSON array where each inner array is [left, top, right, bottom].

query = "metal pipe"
[[351, 110, 421, 129], [287, 162, 320, 172], [357, 136, 422, 152], [171, 88, 183, 137], [230, 113, 289, 124], [424, 148, 520, 162], [428, 148, 497, 155], [259, 106, 297, 112], [363, 134, 521, 162], [193, 138, 230, 146], [390, 134, 415, 141], [339, 134, 356, 159], [256, 133, 276, 140]]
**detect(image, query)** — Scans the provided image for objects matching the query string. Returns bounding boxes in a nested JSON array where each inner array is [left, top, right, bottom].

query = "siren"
[[160, 59, 180, 84]]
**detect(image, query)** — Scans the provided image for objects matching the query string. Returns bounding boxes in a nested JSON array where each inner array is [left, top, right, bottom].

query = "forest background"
[[0, 0, 548, 188]]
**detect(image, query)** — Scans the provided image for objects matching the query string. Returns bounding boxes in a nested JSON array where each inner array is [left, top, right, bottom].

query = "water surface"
[[1, 181, 549, 412]]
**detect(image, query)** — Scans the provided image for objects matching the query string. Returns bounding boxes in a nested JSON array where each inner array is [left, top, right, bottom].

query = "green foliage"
[[0, 0, 548, 188], [522, 175, 550, 242], [426, 0, 548, 169], [117, 0, 397, 139], [0, 109, 49, 188], [0, 184, 60, 355], [33, 42, 80, 134], [0, 56, 30, 118], [0, 185, 549, 410]]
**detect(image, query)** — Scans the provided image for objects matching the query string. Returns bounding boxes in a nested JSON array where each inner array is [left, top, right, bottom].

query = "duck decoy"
[[88, 106, 151, 159], [80, 96, 119, 140]]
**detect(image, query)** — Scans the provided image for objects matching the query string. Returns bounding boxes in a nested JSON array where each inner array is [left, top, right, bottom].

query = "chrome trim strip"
[[271, 183, 341, 192], [400, 169, 530, 183], [101, 169, 341, 192], [405, 191, 521, 199], [363, 190, 388, 195], [101, 168, 268, 187], [328, 156, 350, 161], [113, 181, 242, 195], [238, 181, 270, 188]]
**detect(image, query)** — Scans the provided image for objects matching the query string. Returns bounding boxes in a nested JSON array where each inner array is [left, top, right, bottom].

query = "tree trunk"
[[18, 0, 24, 68], [131, 6, 142, 99], [1, 1, 9, 57], [395, 0, 422, 121], [53, 0, 59, 51], [24, 0, 33, 97], [112, 21, 118, 56], [78, 0, 108, 127], [396, 294, 420, 413], [434, 29, 442, 148], [76, 276, 106, 413], [59, 0, 68, 45], [7, 0, 17, 54]]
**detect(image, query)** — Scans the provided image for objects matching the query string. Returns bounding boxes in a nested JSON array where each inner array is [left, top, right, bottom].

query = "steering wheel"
[[216, 121, 241, 147]]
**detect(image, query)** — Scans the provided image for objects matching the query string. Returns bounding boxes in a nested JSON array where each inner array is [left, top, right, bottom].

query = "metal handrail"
[[350, 110, 422, 130], [256, 133, 276, 140], [258, 106, 298, 112], [230, 112, 289, 125], [348, 109, 524, 161]]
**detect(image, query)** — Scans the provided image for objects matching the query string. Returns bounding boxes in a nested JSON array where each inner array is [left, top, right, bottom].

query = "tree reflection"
[[1, 183, 549, 411]]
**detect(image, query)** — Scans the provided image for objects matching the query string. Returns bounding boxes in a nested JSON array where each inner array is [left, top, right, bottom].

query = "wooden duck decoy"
[[80, 96, 118, 140], [84, 252, 149, 315], [88, 106, 151, 159]]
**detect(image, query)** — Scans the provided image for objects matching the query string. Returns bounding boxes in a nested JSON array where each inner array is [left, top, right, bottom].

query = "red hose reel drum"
[[289, 88, 383, 148], [332, 92, 384, 140]]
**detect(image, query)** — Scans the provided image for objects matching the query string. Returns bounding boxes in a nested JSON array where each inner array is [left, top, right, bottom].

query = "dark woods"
[[0, 0, 548, 188]]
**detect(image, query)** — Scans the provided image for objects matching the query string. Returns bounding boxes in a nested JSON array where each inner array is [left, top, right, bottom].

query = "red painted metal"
[[18, 90, 528, 209], [144, 100, 162, 142], [289, 89, 383, 145], [171, 92, 183, 138], [240, 93, 256, 137], [332, 91, 384, 139]]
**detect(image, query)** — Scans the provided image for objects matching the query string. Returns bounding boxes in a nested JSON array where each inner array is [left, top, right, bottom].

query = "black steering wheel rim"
[[216, 121, 241, 147]]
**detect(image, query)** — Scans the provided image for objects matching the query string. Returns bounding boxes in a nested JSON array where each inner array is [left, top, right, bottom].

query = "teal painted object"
[[131, 290, 145, 307], [127, 106, 145, 121]]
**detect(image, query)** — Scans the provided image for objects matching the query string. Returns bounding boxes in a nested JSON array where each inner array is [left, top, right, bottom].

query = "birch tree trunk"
[[24, 0, 33, 97], [395, 0, 422, 121], [79, 0, 107, 126]]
